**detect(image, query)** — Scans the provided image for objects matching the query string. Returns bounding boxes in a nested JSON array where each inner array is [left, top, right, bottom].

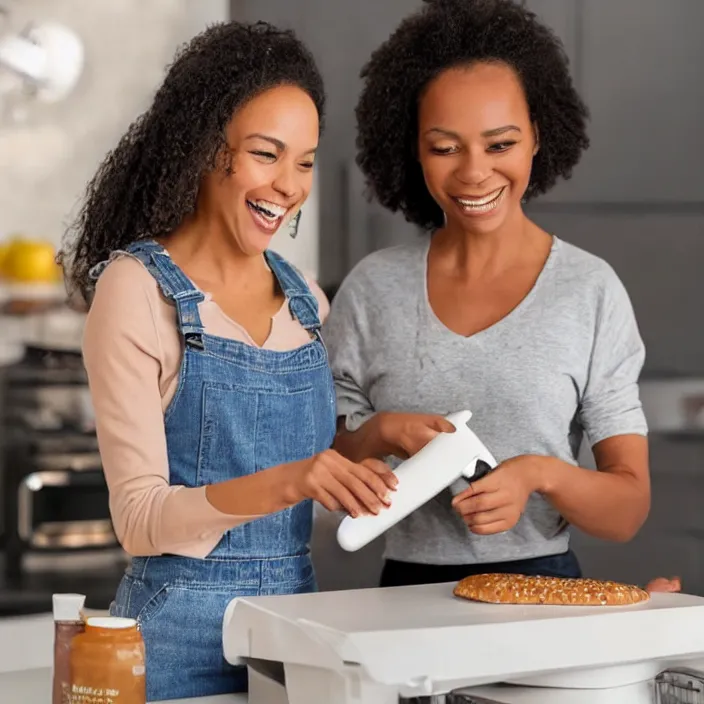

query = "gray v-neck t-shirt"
[[322, 236, 648, 565]]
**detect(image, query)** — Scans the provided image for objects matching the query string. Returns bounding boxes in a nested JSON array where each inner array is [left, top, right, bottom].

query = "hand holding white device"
[[336, 410, 497, 552]]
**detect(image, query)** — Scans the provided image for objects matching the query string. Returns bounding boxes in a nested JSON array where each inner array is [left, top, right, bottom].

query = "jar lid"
[[52, 593, 86, 622], [86, 616, 137, 629]]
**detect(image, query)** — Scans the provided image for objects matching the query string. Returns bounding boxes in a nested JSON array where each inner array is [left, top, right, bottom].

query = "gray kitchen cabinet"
[[539, 0, 704, 204]]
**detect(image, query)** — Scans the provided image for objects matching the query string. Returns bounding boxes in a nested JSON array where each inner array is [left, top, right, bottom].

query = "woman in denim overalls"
[[62, 22, 395, 701]]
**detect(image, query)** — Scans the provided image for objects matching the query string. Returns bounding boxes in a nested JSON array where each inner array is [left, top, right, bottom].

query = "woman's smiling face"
[[417, 62, 538, 235]]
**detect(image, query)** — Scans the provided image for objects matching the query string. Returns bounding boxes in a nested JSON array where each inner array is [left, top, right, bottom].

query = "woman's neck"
[[431, 209, 547, 281], [161, 212, 267, 290]]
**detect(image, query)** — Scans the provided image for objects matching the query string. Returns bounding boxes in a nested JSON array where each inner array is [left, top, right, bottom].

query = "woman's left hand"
[[645, 577, 681, 593], [451, 455, 540, 535]]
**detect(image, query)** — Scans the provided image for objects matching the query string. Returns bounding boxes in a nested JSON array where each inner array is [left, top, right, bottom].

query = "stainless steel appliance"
[[1, 345, 117, 579]]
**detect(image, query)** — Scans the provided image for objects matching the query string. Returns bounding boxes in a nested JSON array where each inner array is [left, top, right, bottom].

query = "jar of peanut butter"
[[69, 616, 146, 704]]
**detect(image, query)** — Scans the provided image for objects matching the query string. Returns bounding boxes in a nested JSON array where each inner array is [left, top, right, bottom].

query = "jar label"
[[71, 685, 121, 703]]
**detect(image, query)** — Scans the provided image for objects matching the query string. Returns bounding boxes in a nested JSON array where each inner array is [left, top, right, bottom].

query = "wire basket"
[[655, 668, 704, 704]]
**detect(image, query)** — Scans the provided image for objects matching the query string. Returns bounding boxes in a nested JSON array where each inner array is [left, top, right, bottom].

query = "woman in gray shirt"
[[324, 0, 652, 587]]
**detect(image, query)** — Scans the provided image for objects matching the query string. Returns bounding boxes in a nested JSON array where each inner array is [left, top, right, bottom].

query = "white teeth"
[[250, 199, 288, 218], [247, 199, 289, 232], [456, 188, 504, 207]]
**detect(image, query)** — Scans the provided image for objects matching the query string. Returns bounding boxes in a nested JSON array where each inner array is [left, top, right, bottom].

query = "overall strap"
[[264, 250, 321, 333], [123, 241, 205, 348]]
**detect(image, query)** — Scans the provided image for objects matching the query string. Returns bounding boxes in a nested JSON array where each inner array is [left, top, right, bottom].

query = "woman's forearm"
[[206, 451, 397, 520], [534, 456, 650, 542], [205, 463, 302, 516], [334, 412, 457, 463]]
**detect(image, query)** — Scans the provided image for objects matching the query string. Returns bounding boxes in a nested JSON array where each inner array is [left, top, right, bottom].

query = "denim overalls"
[[100, 240, 336, 701]]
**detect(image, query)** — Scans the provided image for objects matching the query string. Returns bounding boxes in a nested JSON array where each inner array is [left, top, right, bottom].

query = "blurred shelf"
[[0, 282, 65, 303]]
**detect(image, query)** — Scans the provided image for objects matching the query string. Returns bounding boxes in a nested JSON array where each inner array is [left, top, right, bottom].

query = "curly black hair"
[[60, 21, 325, 303], [355, 0, 590, 231]]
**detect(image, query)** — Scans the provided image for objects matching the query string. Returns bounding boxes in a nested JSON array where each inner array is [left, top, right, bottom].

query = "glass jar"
[[69, 616, 146, 704], [52, 593, 86, 704]]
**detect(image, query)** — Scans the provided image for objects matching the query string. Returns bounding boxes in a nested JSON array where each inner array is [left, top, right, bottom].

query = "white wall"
[[0, 0, 228, 245]]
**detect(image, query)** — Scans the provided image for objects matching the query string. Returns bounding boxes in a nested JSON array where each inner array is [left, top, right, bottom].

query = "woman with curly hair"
[[62, 21, 396, 700], [326, 0, 657, 588]]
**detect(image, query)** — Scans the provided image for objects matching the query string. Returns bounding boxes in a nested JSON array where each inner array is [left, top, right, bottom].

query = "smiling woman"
[[58, 20, 396, 702], [326, 0, 653, 589]]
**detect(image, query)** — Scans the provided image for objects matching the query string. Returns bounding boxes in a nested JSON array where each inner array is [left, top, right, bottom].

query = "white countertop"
[[0, 667, 248, 704], [0, 613, 54, 673]]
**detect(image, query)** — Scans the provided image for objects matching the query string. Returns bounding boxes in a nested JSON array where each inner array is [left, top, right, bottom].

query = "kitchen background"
[[0, 0, 701, 617]]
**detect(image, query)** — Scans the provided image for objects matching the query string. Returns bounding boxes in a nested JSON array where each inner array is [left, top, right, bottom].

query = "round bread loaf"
[[453, 573, 650, 606]]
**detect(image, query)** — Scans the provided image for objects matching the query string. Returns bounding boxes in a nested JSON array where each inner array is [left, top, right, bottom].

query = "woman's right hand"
[[373, 412, 456, 459], [288, 450, 398, 518]]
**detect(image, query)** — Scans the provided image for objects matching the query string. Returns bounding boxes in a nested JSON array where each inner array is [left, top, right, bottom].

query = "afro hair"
[[355, 0, 590, 231]]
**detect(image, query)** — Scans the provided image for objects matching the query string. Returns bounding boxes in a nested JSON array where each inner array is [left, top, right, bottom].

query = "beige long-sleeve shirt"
[[82, 254, 330, 559]]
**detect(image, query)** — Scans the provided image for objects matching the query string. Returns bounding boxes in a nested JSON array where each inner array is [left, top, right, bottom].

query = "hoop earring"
[[288, 210, 302, 239]]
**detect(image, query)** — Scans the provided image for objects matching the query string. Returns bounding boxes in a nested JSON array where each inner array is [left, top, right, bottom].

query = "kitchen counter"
[[0, 612, 53, 673], [0, 667, 248, 703]]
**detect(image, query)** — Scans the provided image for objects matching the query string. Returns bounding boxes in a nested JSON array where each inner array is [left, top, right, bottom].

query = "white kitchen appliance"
[[222, 582, 704, 704], [337, 410, 497, 552]]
